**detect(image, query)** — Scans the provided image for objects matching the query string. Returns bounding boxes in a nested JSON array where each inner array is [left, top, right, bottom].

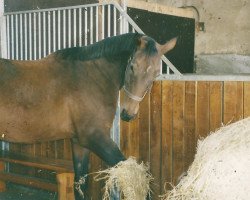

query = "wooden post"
[[0, 161, 6, 192], [56, 173, 74, 200]]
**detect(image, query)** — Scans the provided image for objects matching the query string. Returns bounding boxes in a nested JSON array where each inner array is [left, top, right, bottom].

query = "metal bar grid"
[[3, 1, 180, 74]]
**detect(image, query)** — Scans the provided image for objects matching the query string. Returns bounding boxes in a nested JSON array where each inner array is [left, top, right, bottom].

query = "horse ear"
[[159, 37, 178, 55], [137, 37, 147, 49]]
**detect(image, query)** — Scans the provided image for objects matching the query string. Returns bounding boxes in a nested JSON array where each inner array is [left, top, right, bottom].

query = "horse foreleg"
[[86, 129, 126, 200], [71, 139, 90, 200], [86, 129, 126, 166]]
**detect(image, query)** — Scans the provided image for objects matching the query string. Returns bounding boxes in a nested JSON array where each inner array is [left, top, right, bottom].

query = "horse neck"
[[100, 56, 128, 92]]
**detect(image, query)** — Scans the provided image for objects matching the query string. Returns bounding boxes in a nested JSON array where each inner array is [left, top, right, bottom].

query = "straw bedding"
[[95, 157, 153, 200], [161, 117, 250, 200]]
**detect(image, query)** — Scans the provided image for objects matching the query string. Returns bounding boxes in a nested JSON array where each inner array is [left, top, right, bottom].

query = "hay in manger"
[[161, 117, 250, 200], [95, 157, 153, 200]]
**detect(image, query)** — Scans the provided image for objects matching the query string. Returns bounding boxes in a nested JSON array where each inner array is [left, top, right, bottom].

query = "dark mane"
[[55, 33, 158, 61]]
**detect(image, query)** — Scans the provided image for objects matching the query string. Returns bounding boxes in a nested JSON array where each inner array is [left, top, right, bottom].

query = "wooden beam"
[[126, 0, 195, 19], [0, 172, 57, 191]]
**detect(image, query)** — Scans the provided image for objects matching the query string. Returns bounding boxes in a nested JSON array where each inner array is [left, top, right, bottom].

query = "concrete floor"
[[0, 183, 57, 200]]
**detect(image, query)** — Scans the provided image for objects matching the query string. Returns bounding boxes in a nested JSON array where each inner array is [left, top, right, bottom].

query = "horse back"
[[0, 57, 73, 143]]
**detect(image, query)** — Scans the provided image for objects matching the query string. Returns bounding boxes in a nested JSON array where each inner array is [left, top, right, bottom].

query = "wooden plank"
[[9, 143, 21, 153], [183, 81, 196, 171], [120, 91, 130, 158], [41, 142, 48, 157], [56, 173, 74, 200], [128, 113, 140, 158], [139, 92, 150, 163], [34, 143, 42, 157], [209, 82, 222, 132], [21, 144, 35, 156], [161, 80, 173, 191], [172, 81, 185, 185], [244, 82, 250, 117], [0, 151, 73, 173], [196, 81, 210, 139], [47, 141, 56, 159], [87, 153, 103, 200], [0, 161, 6, 192], [63, 139, 72, 160], [0, 172, 58, 192], [223, 82, 238, 124], [56, 140, 65, 159], [149, 81, 162, 197], [236, 82, 244, 120]]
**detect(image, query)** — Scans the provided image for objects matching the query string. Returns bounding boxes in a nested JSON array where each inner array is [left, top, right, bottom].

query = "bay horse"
[[0, 33, 177, 199]]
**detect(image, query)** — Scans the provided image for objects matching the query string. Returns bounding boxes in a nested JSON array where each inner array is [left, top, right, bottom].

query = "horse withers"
[[0, 33, 177, 199]]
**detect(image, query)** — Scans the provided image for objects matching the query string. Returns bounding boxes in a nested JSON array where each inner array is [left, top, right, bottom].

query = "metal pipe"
[[84, 7, 88, 45], [73, 8, 76, 46], [20, 14, 23, 60], [79, 8, 82, 46], [24, 13, 27, 60], [90, 7, 93, 44], [34, 13, 37, 59], [43, 12, 46, 57]]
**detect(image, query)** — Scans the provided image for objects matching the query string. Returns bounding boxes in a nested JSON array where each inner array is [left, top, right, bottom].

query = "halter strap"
[[123, 86, 147, 102]]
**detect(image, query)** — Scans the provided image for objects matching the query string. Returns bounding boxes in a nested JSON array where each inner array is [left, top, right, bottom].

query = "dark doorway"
[[127, 8, 195, 73]]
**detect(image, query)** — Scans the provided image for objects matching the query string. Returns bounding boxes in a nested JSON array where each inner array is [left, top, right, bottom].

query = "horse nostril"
[[120, 109, 134, 122]]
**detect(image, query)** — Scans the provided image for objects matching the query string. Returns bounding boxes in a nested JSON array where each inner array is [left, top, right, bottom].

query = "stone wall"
[[145, 0, 250, 55]]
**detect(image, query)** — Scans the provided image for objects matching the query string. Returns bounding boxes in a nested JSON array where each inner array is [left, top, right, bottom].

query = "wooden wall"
[[8, 80, 250, 199], [120, 80, 250, 198]]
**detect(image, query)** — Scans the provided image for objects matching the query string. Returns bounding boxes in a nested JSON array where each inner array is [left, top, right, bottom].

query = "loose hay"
[[161, 117, 250, 200], [95, 157, 153, 200]]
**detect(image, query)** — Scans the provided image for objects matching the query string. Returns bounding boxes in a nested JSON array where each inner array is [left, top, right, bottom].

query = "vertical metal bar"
[[119, 8, 122, 35], [102, 5, 104, 39], [48, 11, 51, 54], [63, 9, 66, 48], [79, 8, 82, 46], [11, 15, 14, 59], [95, 6, 98, 42], [53, 10, 56, 52], [113, 6, 117, 36], [58, 10, 61, 50], [90, 6, 93, 44], [34, 13, 37, 59], [19, 14, 23, 60], [73, 8, 76, 46], [43, 12, 46, 57], [107, 4, 110, 37], [6, 15, 10, 59], [38, 12, 41, 59], [68, 9, 71, 47], [15, 14, 18, 59], [24, 13, 27, 60], [167, 65, 170, 74], [84, 8, 88, 45], [0, 1, 8, 59], [29, 13, 32, 59]]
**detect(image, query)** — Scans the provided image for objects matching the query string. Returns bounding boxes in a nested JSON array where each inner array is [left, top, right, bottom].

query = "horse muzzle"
[[120, 109, 136, 122]]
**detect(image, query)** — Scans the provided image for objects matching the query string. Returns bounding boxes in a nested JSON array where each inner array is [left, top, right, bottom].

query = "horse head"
[[120, 35, 177, 122]]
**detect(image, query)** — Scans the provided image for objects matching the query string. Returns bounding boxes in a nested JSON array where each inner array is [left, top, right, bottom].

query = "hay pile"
[[161, 117, 250, 200], [95, 157, 153, 200]]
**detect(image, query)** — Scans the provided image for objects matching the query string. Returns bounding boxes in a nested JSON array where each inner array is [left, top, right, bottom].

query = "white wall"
[[146, 0, 250, 55]]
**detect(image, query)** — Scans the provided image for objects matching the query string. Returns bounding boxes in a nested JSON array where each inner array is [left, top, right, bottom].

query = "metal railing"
[[2, 1, 180, 74]]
